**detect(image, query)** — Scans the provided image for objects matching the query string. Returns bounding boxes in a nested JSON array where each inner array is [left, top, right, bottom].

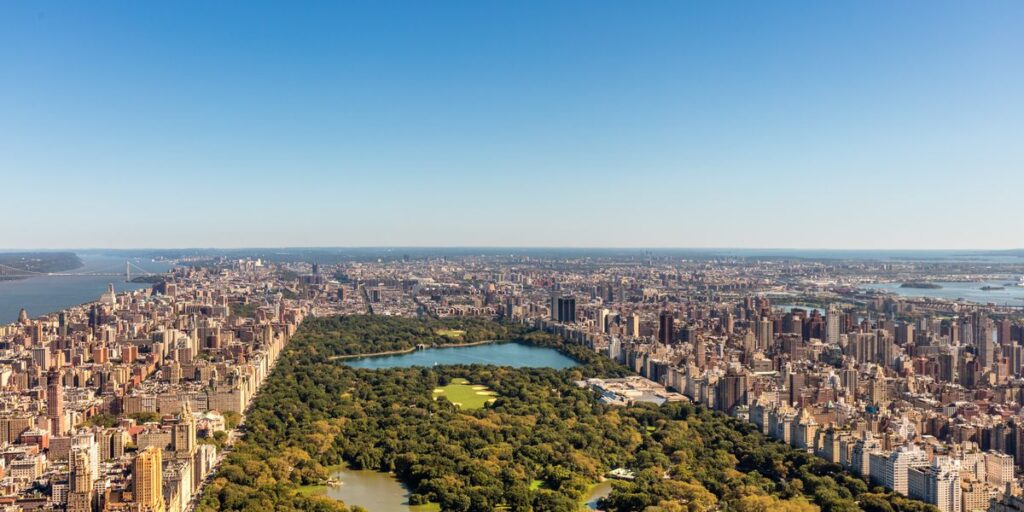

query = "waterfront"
[[0, 253, 171, 323], [584, 481, 613, 509], [863, 280, 1024, 304], [342, 341, 580, 369], [323, 466, 427, 512], [323, 466, 612, 511]]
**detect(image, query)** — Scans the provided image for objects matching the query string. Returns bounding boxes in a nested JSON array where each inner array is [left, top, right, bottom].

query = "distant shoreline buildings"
[[1, 251, 1023, 511]]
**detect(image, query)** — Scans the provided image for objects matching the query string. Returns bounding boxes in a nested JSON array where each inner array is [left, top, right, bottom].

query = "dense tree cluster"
[[198, 316, 935, 512], [298, 315, 526, 356]]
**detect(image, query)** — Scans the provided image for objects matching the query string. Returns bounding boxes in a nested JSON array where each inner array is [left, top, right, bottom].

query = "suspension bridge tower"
[[126, 261, 131, 283]]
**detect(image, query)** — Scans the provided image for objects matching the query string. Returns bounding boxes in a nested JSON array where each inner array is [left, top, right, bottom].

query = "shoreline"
[[0, 255, 168, 325], [330, 338, 503, 360], [2, 281, 158, 327]]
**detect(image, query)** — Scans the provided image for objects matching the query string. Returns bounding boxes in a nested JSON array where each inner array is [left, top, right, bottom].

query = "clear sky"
[[1, 1, 1021, 250]]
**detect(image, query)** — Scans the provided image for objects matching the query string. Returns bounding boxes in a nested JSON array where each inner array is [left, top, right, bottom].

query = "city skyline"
[[4, 245, 1024, 511], [4, 2, 1024, 511], [7, 241, 1024, 252], [3, 1, 1022, 249]]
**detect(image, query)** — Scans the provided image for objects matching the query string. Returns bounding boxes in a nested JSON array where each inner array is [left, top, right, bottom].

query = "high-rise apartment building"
[[47, 368, 65, 437], [659, 311, 674, 344], [826, 304, 841, 345], [908, 457, 961, 512], [133, 446, 164, 512], [556, 296, 576, 323], [67, 446, 94, 512], [882, 445, 930, 495], [757, 317, 773, 349]]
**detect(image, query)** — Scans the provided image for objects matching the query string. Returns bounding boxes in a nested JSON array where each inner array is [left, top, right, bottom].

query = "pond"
[[584, 481, 614, 509], [323, 466, 429, 511], [342, 341, 580, 370], [324, 466, 613, 511]]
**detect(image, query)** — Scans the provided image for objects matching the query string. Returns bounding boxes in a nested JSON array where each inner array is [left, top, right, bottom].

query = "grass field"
[[295, 484, 326, 497], [435, 328, 466, 338], [432, 378, 498, 409], [411, 504, 442, 512]]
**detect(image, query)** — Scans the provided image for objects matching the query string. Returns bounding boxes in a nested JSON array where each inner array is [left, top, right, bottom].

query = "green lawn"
[[295, 484, 326, 497], [433, 378, 499, 410], [411, 503, 442, 512], [435, 328, 466, 338]]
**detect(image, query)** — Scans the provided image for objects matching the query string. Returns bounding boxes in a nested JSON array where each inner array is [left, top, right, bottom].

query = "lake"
[[863, 280, 1024, 305], [342, 341, 580, 369], [324, 466, 425, 511], [0, 253, 171, 324], [326, 466, 612, 511]]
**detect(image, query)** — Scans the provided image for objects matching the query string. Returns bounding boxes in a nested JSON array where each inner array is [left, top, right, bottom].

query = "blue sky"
[[1, 1, 1021, 249]]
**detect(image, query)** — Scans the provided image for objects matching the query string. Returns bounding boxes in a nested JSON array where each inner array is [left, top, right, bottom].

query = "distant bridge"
[[0, 261, 161, 281]]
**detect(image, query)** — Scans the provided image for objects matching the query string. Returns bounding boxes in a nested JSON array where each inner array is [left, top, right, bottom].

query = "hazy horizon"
[[2, 246, 1022, 253]]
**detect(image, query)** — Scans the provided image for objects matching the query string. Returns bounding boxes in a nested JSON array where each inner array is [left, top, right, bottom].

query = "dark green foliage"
[[230, 302, 259, 318], [199, 315, 935, 512], [83, 412, 119, 428]]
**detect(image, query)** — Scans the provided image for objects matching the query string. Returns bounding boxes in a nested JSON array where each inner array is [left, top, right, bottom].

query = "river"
[[862, 280, 1024, 305], [0, 253, 171, 323]]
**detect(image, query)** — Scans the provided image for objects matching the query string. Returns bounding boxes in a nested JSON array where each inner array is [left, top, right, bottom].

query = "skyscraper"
[[173, 402, 197, 459], [757, 317, 773, 349], [826, 304, 841, 345], [58, 311, 68, 338], [718, 368, 747, 414], [67, 447, 93, 512], [556, 296, 576, 323], [627, 313, 640, 338], [596, 308, 609, 334], [47, 368, 65, 437], [694, 336, 706, 368], [659, 311, 674, 344], [133, 446, 165, 512]]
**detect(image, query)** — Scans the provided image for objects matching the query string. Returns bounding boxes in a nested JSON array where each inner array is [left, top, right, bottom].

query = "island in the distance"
[[900, 282, 943, 289]]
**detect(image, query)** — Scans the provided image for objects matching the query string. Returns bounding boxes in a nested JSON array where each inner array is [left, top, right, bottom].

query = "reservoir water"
[[863, 280, 1024, 304], [342, 341, 580, 369], [324, 467, 425, 511], [326, 466, 612, 511], [0, 253, 171, 324]]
